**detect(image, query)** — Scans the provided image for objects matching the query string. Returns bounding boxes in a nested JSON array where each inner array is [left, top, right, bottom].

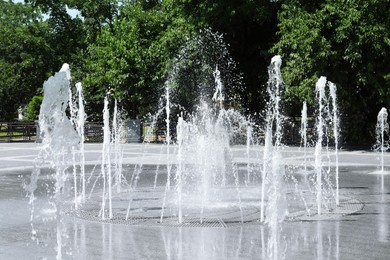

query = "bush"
[[25, 96, 43, 121]]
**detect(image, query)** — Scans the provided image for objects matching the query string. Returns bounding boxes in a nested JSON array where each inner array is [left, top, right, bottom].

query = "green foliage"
[[167, 0, 280, 114], [0, 1, 51, 120], [1, 0, 390, 146], [273, 0, 390, 144], [27, 0, 118, 44], [1, 0, 279, 122], [25, 96, 43, 121], [83, 1, 196, 119]]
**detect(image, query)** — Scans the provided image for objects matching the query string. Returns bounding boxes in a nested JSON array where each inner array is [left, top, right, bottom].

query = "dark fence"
[[0, 119, 305, 144], [0, 122, 36, 142], [0, 121, 105, 143]]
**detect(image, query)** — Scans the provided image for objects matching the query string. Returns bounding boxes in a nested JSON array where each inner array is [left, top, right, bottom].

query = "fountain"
[[260, 55, 286, 223], [370, 107, 390, 176], [260, 55, 288, 259], [153, 57, 251, 223], [329, 82, 340, 205], [300, 102, 308, 173], [101, 94, 113, 220], [23, 33, 368, 260], [27, 63, 81, 259], [75, 82, 87, 201], [112, 99, 124, 193], [313, 76, 341, 215], [164, 80, 172, 191], [314, 76, 327, 215]]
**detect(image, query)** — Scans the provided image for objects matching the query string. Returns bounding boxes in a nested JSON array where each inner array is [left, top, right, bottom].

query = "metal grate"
[[67, 210, 149, 225], [65, 195, 364, 227], [66, 208, 261, 228], [288, 197, 364, 221]]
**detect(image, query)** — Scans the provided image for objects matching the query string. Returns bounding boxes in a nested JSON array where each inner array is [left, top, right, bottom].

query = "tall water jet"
[[165, 82, 171, 190], [246, 121, 253, 185], [101, 94, 113, 220], [300, 102, 308, 174], [261, 123, 272, 223], [269, 56, 283, 148], [370, 108, 390, 179], [29, 63, 80, 259], [261, 55, 288, 260], [68, 81, 79, 209], [377, 107, 388, 173], [158, 81, 172, 223], [76, 82, 86, 202], [328, 82, 339, 205], [314, 76, 327, 215], [67, 81, 87, 207], [260, 55, 286, 223], [112, 99, 123, 193], [176, 115, 185, 224], [267, 152, 287, 260], [314, 76, 341, 214]]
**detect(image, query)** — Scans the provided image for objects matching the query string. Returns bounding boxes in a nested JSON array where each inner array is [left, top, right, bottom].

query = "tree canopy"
[[0, 0, 389, 145], [83, 1, 196, 119], [0, 1, 51, 120], [273, 0, 390, 144]]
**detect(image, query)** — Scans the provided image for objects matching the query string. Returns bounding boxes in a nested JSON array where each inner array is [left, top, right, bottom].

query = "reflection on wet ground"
[[1, 144, 390, 259]]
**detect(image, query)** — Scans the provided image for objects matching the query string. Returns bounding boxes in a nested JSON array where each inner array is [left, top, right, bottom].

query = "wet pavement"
[[0, 143, 390, 259]]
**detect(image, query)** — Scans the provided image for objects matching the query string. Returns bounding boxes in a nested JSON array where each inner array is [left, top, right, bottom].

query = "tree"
[[0, 1, 52, 120], [273, 0, 390, 145], [83, 1, 196, 119], [166, 0, 280, 115], [26, 0, 89, 69], [82, 0, 281, 120]]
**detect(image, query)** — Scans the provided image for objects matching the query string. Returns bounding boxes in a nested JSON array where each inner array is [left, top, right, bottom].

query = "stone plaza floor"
[[0, 142, 389, 259]]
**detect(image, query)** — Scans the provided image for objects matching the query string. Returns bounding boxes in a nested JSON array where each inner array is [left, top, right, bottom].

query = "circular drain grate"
[[288, 198, 364, 221], [66, 197, 364, 227], [64, 184, 365, 228], [66, 207, 261, 228], [66, 210, 149, 225]]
